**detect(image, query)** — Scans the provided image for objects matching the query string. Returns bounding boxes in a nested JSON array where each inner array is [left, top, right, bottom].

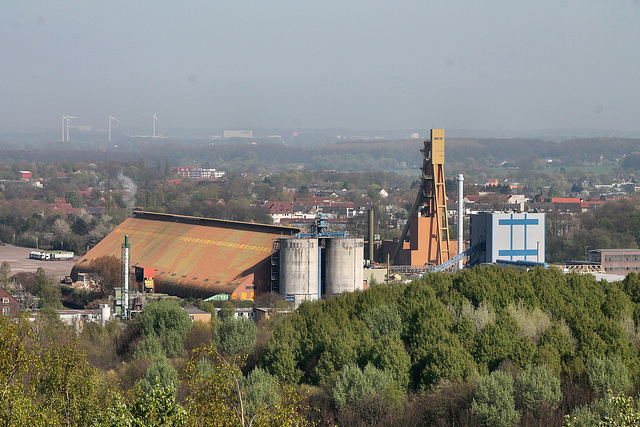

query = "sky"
[[1, 1, 640, 136]]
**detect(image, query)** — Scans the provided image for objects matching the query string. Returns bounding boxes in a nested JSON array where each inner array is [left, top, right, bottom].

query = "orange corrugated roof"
[[72, 212, 299, 298]]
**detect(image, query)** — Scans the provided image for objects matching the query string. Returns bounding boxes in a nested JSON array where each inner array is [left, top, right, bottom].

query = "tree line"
[[259, 266, 640, 425], [5, 266, 640, 425], [0, 299, 309, 426]]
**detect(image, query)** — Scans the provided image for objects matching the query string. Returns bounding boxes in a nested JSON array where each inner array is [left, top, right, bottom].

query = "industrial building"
[[72, 211, 300, 300], [270, 215, 366, 306], [377, 129, 547, 273], [470, 212, 546, 264], [588, 249, 640, 274], [73, 128, 552, 313], [274, 235, 365, 306], [383, 129, 459, 268], [223, 130, 253, 138], [171, 167, 226, 179], [73, 210, 368, 311]]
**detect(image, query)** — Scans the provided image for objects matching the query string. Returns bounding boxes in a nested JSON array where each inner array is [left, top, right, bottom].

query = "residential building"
[[184, 307, 212, 323], [172, 167, 225, 179], [0, 288, 20, 317], [223, 130, 253, 138]]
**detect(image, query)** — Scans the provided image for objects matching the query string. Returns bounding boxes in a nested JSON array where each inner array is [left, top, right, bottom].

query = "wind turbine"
[[109, 115, 119, 142], [64, 116, 77, 141], [61, 115, 66, 142], [152, 113, 158, 138]]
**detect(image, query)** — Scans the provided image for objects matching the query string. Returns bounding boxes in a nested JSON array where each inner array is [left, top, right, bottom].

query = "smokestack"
[[122, 235, 130, 317], [457, 174, 464, 270], [368, 208, 375, 263]]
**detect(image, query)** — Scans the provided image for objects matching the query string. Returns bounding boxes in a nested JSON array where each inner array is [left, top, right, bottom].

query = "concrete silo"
[[324, 237, 364, 296], [279, 237, 320, 305]]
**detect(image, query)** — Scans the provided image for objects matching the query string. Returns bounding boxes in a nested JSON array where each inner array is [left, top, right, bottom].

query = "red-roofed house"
[[205, 199, 226, 206], [266, 202, 293, 215], [551, 198, 581, 204], [0, 288, 20, 317], [265, 201, 317, 224], [465, 195, 481, 203], [50, 198, 80, 214]]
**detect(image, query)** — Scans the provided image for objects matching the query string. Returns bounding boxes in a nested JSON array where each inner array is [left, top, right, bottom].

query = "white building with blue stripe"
[[470, 212, 545, 264]]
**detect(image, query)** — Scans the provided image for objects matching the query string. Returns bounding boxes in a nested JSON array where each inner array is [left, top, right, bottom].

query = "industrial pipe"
[[122, 235, 130, 317], [368, 208, 374, 264], [458, 174, 464, 270]]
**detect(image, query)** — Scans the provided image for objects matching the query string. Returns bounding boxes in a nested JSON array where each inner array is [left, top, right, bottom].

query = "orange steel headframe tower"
[[392, 129, 451, 266]]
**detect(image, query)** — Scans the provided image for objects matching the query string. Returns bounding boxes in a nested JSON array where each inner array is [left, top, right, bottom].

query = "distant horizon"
[[1, 125, 640, 144]]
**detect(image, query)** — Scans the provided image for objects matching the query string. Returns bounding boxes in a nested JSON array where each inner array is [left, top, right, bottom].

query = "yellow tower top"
[[430, 129, 445, 165]]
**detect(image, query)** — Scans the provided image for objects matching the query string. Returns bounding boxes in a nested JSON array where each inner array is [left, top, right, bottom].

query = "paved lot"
[[0, 244, 79, 280]]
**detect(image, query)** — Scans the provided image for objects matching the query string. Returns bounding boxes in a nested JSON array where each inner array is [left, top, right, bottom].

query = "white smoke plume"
[[118, 172, 137, 211]]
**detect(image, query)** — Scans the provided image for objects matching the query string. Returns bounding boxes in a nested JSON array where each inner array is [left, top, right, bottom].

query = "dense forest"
[[259, 266, 640, 425], [4, 266, 640, 425]]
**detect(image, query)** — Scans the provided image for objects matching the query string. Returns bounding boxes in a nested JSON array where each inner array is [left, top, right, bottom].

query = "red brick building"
[[0, 288, 20, 317], [588, 249, 640, 274]]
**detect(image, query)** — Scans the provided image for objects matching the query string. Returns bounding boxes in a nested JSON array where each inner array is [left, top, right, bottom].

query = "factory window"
[[204, 279, 209, 282], [2, 298, 8, 303], [192, 277, 198, 280], [2, 307, 8, 315], [170, 273, 176, 276], [181, 275, 187, 278]]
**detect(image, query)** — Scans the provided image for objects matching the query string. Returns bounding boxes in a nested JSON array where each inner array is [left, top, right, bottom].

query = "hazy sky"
[[1, 1, 639, 135]]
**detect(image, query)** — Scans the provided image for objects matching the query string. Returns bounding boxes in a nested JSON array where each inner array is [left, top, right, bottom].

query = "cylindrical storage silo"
[[100, 303, 111, 326], [279, 237, 319, 305], [324, 237, 364, 296]]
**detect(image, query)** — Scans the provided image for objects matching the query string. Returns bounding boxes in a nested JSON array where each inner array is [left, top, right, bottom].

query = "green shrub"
[[619, 314, 640, 350], [507, 301, 552, 343], [134, 335, 164, 360], [471, 370, 519, 427], [515, 364, 562, 417], [138, 357, 178, 392], [137, 299, 192, 357], [461, 299, 495, 333], [586, 356, 630, 395], [239, 368, 280, 421], [333, 364, 401, 409], [361, 305, 402, 339], [215, 317, 257, 355]]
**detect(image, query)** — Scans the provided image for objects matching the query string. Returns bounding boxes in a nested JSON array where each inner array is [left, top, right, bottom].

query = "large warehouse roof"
[[72, 211, 299, 298]]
